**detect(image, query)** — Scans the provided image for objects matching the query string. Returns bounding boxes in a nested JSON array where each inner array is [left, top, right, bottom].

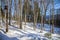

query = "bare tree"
[[24, 0, 28, 29], [39, 0, 50, 31], [1, 8, 5, 23], [49, 8, 51, 32], [18, 0, 22, 29], [42, 0, 50, 30], [1, 0, 5, 23], [3, 0, 9, 32], [33, 0, 39, 30], [14, 0, 17, 20], [4, 5, 8, 32], [9, 0, 12, 25], [40, 0, 44, 31], [51, 0, 54, 33]]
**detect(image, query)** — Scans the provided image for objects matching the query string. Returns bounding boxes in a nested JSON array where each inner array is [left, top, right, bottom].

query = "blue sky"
[[54, 0, 60, 9], [54, 0, 60, 4], [55, 4, 60, 9], [45, 0, 60, 15]]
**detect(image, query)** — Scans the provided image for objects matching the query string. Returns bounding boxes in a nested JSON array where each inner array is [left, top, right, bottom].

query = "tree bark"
[[9, 0, 12, 25], [4, 5, 8, 32]]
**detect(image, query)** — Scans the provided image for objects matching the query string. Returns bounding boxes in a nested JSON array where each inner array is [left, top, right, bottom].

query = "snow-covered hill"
[[0, 20, 60, 40]]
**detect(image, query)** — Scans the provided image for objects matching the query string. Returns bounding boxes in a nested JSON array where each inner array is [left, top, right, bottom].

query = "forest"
[[0, 0, 60, 40]]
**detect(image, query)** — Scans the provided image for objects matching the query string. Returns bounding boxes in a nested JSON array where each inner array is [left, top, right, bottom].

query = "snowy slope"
[[0, 20, 60, 40]]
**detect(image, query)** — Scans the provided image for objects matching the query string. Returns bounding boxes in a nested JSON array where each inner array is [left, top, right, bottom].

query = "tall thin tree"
[[24, 0, 28, 30], [33, 0, 39, 30], [9, 0, 12, 25], [18, 0, 22, 29], [51, 0, 54, 33], [4, 5, 8, 32]]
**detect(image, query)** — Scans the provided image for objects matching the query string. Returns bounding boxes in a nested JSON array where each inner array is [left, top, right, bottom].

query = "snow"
[[0, 20, 60, 40], [0, 32, 18, 40]]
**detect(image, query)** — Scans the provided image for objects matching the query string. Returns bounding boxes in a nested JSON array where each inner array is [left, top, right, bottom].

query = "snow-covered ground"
[[0, 20, 60, 40]]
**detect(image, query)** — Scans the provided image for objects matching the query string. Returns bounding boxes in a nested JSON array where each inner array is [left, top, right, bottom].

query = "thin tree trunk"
[[41, 15, 43, 30], [14, 0, 17, 20], [6, 10, 8, 32], [9, 0, 12, 25], [1, 8, 4, 23], [24, 6, 27, 30], [19, 0, 22, 29], [51, 0, 54, 33], [33, 1, 39, 30], [4, 5, 8, 32], [49, 8, 51, 32], [24, 0, 28, 30], [40, 0, 44, 31], [1, 0, 4, 23], [33, 11, 36, 30]]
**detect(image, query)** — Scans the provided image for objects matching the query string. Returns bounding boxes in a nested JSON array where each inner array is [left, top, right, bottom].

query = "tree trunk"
[[6, 12, 8, 32], [4, 5, 8, 32], [9, 0, 12, 25], [51, 0, 54, 33], [19, 0, 22, 29]]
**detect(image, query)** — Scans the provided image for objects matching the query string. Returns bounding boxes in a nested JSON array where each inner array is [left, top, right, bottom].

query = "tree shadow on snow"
[[10, 25, 19, 29], [20, 33, 48, 40], [0, 32, 19, 40]]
